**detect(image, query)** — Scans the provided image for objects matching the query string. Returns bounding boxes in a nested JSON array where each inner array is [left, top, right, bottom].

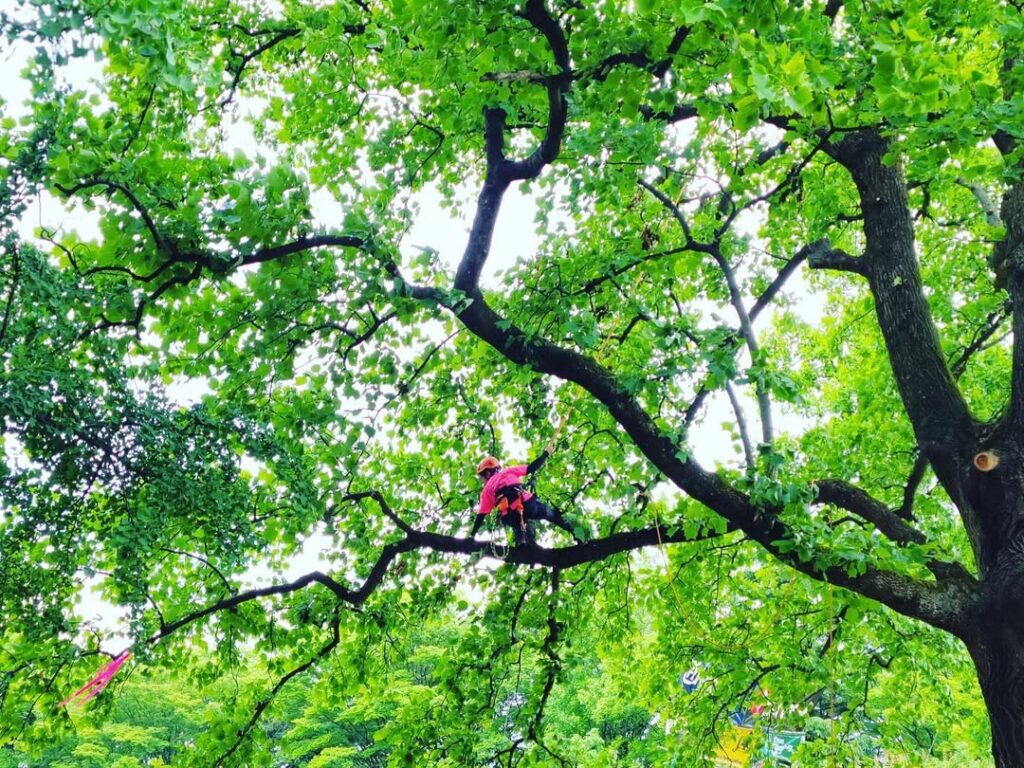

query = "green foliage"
[[1, 0, 1019, 765]]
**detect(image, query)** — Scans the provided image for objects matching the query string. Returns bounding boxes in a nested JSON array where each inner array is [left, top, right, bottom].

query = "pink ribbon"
[[60, 650, 132, 708]]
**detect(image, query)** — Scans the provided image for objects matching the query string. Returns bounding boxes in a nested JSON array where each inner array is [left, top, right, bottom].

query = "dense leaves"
[[2, 0, 1023, 765]]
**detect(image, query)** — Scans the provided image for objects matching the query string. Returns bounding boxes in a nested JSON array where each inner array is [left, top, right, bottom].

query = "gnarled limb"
[[454, 0, 569, 293]]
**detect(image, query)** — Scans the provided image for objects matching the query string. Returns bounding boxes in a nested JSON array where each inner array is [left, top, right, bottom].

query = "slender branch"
[[121, 83, 157, 157], [684, 385, 710, 427], [160, 547, 233, 593], [898, 453, 929, 521], [639, 177, 773, 442], [339, 491, 415, 535], [749, 239, 832, 322], [149, 571, 357, 643], [220, 28, 301, 108], [55, 179, 173, 256], [0, 248, 20, 347], [949, 306, 1010, 381], [527, 568, 561, 744], [584, 26, 688, 84], [213, 617, 340, 768], [956, 177, 1002, 227], [637, 178, 696, 244], [393, 328, 460, 396], [725, 382, 755, 470]]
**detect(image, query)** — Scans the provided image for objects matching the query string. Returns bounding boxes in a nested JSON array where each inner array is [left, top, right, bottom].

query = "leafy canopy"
[[2, 0, 1022, 765]]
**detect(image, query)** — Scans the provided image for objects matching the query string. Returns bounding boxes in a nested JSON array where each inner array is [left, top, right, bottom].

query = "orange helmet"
[[476, 456, 501, 475]]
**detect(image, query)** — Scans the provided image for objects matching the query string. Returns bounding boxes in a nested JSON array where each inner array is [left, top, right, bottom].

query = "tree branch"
[[219, 28, 301, 108], [748, 242, 821, 322], [455, 0, 569, 293], [55, 179, 174, 257], [213, 617, 340, 768], [725, 381, 755, 470], [639, 178, 773, 443], [339, 491, 415, 535], [814, 479, 927, 546], [826, 130, 972, 480], [447, 292, 973, 632], [502, 0, 570, 182], [805, 242, 865, 275], [998, 179, 1024, 433], [898, 453, 929, 521], [0, 248, 20, 348], [956, 176, 1002, 227]]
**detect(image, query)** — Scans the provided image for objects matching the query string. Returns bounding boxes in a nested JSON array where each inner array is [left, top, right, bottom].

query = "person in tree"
[[471, 449, 578, 546]]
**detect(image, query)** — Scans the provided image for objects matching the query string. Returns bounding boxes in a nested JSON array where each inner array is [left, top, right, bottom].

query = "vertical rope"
[[827, 580, 836, 768]]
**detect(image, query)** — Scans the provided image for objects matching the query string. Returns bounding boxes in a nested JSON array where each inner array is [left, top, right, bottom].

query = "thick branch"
[[814, 479, 927, 546], [806, 243, 865, 275], [826, 130, 972, 472], [999, 179, 1024, 433], [454, 1, 569, 293], [236, 234, 367, 268], [447, 292, 973, 630], [501, 0, 570, 181]]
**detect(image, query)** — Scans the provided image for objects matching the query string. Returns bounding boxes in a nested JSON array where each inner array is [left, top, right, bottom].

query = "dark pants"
[[500, 497, 575, 545]]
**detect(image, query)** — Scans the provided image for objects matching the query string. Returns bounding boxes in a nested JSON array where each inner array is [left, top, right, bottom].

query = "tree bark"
[[967, 626, 1024, 768]]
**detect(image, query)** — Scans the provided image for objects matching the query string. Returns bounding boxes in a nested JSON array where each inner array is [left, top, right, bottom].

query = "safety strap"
[[495, 486, 526, 517]]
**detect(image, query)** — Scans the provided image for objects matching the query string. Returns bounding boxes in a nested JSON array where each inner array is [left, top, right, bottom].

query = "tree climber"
[[471, 450, 579, 546]]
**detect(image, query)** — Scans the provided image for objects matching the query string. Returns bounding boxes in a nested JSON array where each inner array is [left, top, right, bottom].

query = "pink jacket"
[[478, 465, 535, 516]]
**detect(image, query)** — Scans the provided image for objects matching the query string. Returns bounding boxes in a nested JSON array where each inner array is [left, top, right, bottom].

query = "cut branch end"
[[974, 451, 1000, 472]]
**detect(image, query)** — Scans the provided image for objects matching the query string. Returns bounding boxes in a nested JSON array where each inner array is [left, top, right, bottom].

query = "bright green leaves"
[[4, 0, 1022, 763]]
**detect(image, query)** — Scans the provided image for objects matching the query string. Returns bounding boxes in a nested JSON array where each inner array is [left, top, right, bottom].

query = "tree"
[[2, 0, 1023, 764]]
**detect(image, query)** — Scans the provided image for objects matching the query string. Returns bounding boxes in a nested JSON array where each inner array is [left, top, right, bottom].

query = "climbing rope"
[[827, 579, 837, 768]]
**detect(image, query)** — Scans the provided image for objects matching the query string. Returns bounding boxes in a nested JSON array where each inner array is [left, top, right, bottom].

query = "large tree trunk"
[[968, 628, 1024, 768], [961, 445, 1024, 767]]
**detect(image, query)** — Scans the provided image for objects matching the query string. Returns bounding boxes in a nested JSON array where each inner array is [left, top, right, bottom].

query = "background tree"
[[2, 0, 1024, 765]]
